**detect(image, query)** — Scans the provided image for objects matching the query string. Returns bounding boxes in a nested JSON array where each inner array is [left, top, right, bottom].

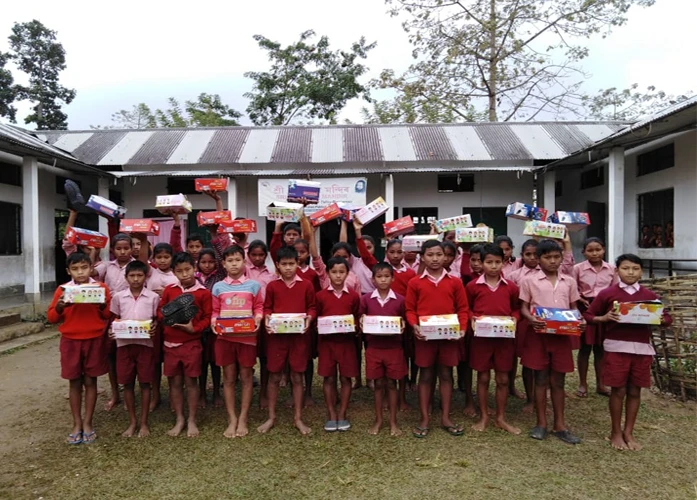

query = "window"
[[56, 176, 81, 194], [0, 202, 21, 255], [109, 189, 123, 206], [0, 162, 21, 187], [463, 207, 508, 239], [638, 188, 674, 248], [167, 178, 197, 195], [637, 143, 674, 177], [580, 166, 604, 190], [555, 180, 563, 197], [437, 174, 474, 193]]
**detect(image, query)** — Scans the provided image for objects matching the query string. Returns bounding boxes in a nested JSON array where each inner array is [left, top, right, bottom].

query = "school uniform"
[[145, 267, 179, 292], [356, 237, 416, 296], [314, 256, 363, 296], [359, 290, 408, 380], [316, 286, 361, 378], [297, 265, 321, 292], [573, 260, 618, 345], [95, 258, 134, 294]]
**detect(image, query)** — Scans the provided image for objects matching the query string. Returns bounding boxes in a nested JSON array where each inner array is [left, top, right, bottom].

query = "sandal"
[[412, 426, 430, 438], [336, 420, 351, 432], [442, 425, 464, 437], [66, 432, 83, 445], [575, 388, 588, 398], [552, 429, 581, 445], [529, 426, 548, 440], [82, 430, 97, 444], [323, 420, 338, 432]]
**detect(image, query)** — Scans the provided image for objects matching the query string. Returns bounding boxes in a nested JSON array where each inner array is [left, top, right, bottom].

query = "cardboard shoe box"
[[355, 197, 389, 225], [548, 211, 591, 232], [65, 227, 108, 249], [61, 284, 105, 304], [268, 313, 307, 334], [215, 318, 257, 336], [119, 219, 161, 236], [523, 220, 566, 239], [156, 194, 193, 215], [362, 316, 403, 335], [419, 314, 461, 340], [195, 178, 228, 192], [86, 195, 127, 218], [433, 214, 473, 233], [317, 315, 356, 335], [309, 203, 343, 227], [383, 216, 415, 238], [614, 300, 664, 325], [196, 210, 233, 226], [338, 203, 361, 222], [401, 235, 440, 252], [287, 180, 321, 204], [112, 319, 152, 340], [455, 226, 494, 243], [266, 202, 304, 222], [473, 316, 516, 338], [217, 219, 258, 234], [531, 307, 581, 336], [506, 202, 548, 221]]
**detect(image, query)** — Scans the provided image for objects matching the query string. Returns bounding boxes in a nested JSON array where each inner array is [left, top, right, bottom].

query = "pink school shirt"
[[245, 265, 277, 293], [146, 267, 180, 292], [110, 288, 159, 348], [314, 256, 362, 296], [506, 265, 539, 286], [95, 259, 134, 294], [502, 259, 523, 278], [573, 260, 618, 299], [519, 269, 581, 309], [349, 255, 376, 294]]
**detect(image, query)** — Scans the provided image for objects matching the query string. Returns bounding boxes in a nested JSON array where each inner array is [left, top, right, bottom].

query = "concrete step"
[[0, 321, 45, 344], [0, 312, 20, 328], [0, 328, 58, 355]]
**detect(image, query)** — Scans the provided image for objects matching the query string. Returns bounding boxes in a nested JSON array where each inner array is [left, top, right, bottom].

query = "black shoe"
[[529, 426, 548, 440], [552, 429, 581, 445], [64, 179, 85, 212]]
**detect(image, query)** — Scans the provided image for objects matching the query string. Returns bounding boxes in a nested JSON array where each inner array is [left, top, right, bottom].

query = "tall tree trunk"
[[488, 0, 498, 122]]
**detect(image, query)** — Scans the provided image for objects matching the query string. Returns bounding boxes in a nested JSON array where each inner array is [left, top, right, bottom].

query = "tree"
[[361, 91, 478, 123], [0, 53, 17, 121], [109, 103, 157, 129], [383, 0, 654, 122], [244, 30, 376, 125], [7, 20, 76, 129], [184, 93, 242, 126], [584, 84, 694, 121]]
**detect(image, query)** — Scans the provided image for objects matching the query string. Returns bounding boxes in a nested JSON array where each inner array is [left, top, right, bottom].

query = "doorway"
[[55, 210, 70, 285], [402, 207, 438, 235], [586, 201, 607, 242], [462, 206, 508, 237]]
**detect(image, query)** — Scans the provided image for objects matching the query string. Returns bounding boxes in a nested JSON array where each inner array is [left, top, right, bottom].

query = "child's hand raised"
[[202, 190, 221, 202]]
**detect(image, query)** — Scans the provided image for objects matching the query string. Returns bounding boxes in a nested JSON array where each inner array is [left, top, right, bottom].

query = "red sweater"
[[157, 285, 212, 344], [356, 237, 415, 296], [359, 293, 405, 349], [263, 279, 317, 319], [316, 288, 360, 343], [269, 232, 283, 264], [405, 273, 470, 330], [297, 266, 321, 292], [584, 284, 672, 344], [47, 282, 111, 340], [465, 279, 520, 320]]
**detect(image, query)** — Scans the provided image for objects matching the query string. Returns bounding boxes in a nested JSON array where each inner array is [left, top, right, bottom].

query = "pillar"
[[384, 174, 395, 223], [97, 177, 110, 262], [226, 177, 237, 216], [22, 156, 41, 303], [608, 147, 625, 264], [543, 170, 556, 213]]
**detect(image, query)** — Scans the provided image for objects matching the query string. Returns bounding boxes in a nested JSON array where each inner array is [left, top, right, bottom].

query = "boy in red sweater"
[[359, 263, 407, 436], [260, 246, 317, 435], [406, 240, 470, 438], [316, 257, 361, 432], [270, 221, 302, 262], [157, 252, 212, 438], [48, 252, 111, 445], [519, 239, 583, 444], [585, 254, 670, 451], [466, 245, 521, 435]]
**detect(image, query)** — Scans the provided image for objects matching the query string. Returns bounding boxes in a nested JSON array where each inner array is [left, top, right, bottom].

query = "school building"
[[0, 96, 695, 314]]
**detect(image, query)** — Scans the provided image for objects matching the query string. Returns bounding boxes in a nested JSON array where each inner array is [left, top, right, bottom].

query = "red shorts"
[[469, 337, 515, 373], [365, 347, 407, 380], [266, 334, 310, 374], [414, 339, 460, 368], [318, 337, 358, 378], [60, 336, 108, 380], [522, 328, 574, 373], [515, 318, 529, 358], [116, 344, 154, 385], [215, 340, 257, 368], [603, 351, 652, 388], [163, 341, 202, 378]]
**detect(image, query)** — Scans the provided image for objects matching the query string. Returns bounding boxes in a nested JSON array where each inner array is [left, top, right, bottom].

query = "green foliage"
[[6, 20, 76, 129], [583, 84, 695, 121], [0, 53, 17, 121], [383, 0, 655, 122], [244, 30, 376, 125]]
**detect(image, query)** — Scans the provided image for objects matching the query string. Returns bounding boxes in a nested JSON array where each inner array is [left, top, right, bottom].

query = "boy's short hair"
[[186, 233, 204, 245], [469, 244, 483, 257], [372, 262, 394, 277], [125, 260, 149, 275], [520, 239, 538, 253], [494, 235, 514, 248], [276, 246, 298, 262], [421, 239, 443, 255], [153, 242, 173, 256], [481, 244, 504, 260], [536, 239, 563, 258], [248, 240, 268, 255], [616, 253, 643, 268], [172, 252, 195, 268], [222, 245, 245, 259], [326, 256, 349, 272], [111, 232, 132, 248], [283, 223, 301, 235], [66, 252, 91, 267]]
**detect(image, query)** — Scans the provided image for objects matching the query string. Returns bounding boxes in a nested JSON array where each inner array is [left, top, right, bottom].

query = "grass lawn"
[[1, 344, 695, 499]]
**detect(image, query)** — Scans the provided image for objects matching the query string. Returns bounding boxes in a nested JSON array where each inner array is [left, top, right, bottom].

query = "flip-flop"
[[66, 432, 83, 445], [442, 425, 464, 437], [552, 430, 581, 445], [575, 389, 588, 398], [82, 430, 97, 444], [412, 426, 430, 438], [337, 420, 351, 431], [529, 426, 548, 440], [323, 420, 338, 432]]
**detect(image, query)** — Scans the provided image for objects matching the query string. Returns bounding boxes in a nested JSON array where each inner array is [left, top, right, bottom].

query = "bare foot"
[[368, 422, 381, 435], [472, 418, 488, 432], [122, 424, 137, 438], [623, 432, 642, 451], [97, 386, 106, 395], [352, 379, 363, 390], [522, 402, 534, 414], [303, 395, 315, 408], [463, 405, 477, 418], [487, 407, 495, 416], [213, 396, 223, 408], [137, 425, 150, 438], [279, 374, 288, 388], [509, 388, 526, 400], [198, 397, 207, 409], [224, 420, 238, 438], [104, 398, 120, 412], [494, 419, 521, 435], [167, 419, 186, 437], [259, 396, 268, 410], [257, 418, 275, 434], [596, 386, 611, 397], [149, 397, 161, 413], [368, 379, 375, 391], [399, 401, 410, 412], [609, 432, 628, 450], [390, 424, 402, 436], [294, 419, 312, 435], [236, 420, 249, 437], [187, 421, 200, 438]]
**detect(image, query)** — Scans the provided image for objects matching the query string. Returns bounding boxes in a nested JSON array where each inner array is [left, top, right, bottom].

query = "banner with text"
[[257, 178, 368, 216]]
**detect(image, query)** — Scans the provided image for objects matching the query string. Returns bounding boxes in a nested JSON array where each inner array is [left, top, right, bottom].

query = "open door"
[[55, 210, 70, 285]]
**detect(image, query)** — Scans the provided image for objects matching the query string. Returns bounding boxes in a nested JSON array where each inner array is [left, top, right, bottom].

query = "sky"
[[0, 0, 694, 130]]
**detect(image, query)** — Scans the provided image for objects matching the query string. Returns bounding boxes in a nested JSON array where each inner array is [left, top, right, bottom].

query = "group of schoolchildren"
[[48, 190, 669, 453]]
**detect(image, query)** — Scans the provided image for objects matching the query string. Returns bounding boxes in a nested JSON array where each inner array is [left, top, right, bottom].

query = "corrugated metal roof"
[[38, 121, 631, 168]]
